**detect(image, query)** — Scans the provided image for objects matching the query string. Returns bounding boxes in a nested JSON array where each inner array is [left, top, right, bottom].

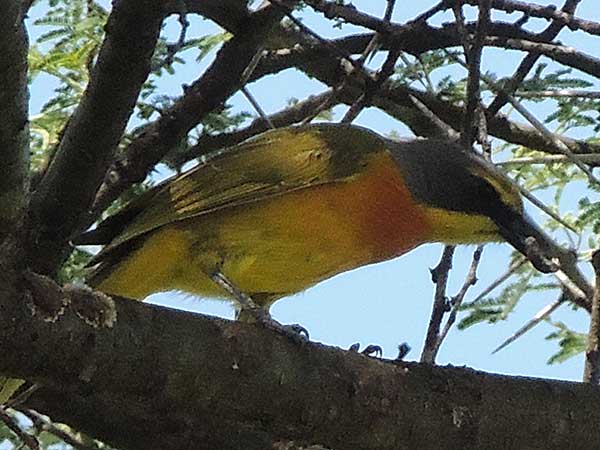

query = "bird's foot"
[[348, 343, 383, 357], [396, 342, 411, 361], [239, 306, 309, 343], [209, 270, 309, 342]]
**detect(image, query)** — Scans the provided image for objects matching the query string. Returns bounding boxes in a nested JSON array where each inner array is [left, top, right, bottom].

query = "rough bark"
[[28, 0, 165, 276], [0, 280, 599, 450], [0, 0, 29, 241]]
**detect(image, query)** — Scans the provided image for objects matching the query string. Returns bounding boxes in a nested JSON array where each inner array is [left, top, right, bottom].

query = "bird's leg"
[[209, 270, 308, 342]]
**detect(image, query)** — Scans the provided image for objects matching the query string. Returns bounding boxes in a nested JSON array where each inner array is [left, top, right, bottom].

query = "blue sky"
[[27, 0, 600, 381]]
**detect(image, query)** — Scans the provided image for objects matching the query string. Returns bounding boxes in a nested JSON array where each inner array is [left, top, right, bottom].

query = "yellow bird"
[[77, 123, 555, 325]]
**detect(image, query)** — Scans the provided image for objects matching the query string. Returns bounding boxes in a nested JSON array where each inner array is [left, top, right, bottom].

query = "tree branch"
[[180, 0, 250, 33], [486, 0, 581, 115], [584, 250, 600, 383], [170, 91, 336, 167], [257, 42, 600, 156], [1, 278, 600, 450], [90, 3, 293, 223], [485, 36, 600, 79], [0, 0, 29, 242], [462, 0, 600, 37], [421, 246, 455, 363], [28, 0, 166, 276]]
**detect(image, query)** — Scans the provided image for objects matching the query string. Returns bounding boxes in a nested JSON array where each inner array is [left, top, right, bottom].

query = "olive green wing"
[[84, 123, 386, 262]]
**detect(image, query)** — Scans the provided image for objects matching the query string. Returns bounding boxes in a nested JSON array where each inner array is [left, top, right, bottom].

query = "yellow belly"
[[98, 187, 378, 304]]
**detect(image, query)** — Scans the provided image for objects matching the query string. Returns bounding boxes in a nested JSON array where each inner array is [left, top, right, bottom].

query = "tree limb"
[[0, 0, 29, 242], [28, 0, 166, 276], [256, 42, 600, 156], [486, 0, 581, 115], [90, 3, 293, 223], [1, 278, 600, 450], [180, 0, 250, 33], [170, 91, 336, 166], [462, 0, 600, 37]]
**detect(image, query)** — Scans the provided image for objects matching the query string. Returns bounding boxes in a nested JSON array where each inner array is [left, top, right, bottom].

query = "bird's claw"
[[396, 342, 411, 361], [242, 307, 309, 343], [348, 343, 382, 357], [362, 344, 383, 357]]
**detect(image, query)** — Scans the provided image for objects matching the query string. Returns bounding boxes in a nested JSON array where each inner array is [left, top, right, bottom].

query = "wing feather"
[[85, 124, 386, 263]]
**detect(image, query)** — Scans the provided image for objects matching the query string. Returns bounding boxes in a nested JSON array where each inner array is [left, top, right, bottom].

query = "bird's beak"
[[494, 210, 559, 274]]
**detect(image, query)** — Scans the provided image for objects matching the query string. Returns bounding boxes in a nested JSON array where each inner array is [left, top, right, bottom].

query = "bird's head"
[[389, 138, 558, 273]]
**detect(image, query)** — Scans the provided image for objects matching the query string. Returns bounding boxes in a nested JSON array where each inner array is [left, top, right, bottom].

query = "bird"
[[76, 123, 556, 331]]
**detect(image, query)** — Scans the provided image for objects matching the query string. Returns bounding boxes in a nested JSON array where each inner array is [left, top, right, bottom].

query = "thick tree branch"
[[180, 0, 250, 33], [28, 0, 166, 276], [0, 1, 29, 241], [1, 280, 600, 450], [90, 3, 293, 223]]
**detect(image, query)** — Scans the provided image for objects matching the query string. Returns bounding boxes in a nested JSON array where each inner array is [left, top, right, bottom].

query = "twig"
[[174, 90, 337, 166], [21, 409, 105, 450], [242, 86, 275, 129], [449, 52, 600, 186], [342, 46, 401, 123], [461, 0, 598, 37], [484, 36, 600, 80], [5, 383, 40, 409], [438, 246, 484, 348], [342, 0, 399, 123], [554, 269, 589, 310], [408, 95, 460, 140], [492, 293, 566, 354], [0, 407, 39, 450], [513, 180, 578, 233], [341, 0, 401, 123], [584, 250, 600, 383], [468, 258, 527, 306], [498, 154, 600, 166], [421, 246, 455, 364], [269, 0, 377, 125], [303, 0, 395, 34], [485, 0, 581, 115], [453, 0, 491, 147], [240, 49, 266, 86], [300, 86, 341, 125], [515, 89, 600, 99], [271, 0, 368, 74], [155, 3, 189, 70]]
